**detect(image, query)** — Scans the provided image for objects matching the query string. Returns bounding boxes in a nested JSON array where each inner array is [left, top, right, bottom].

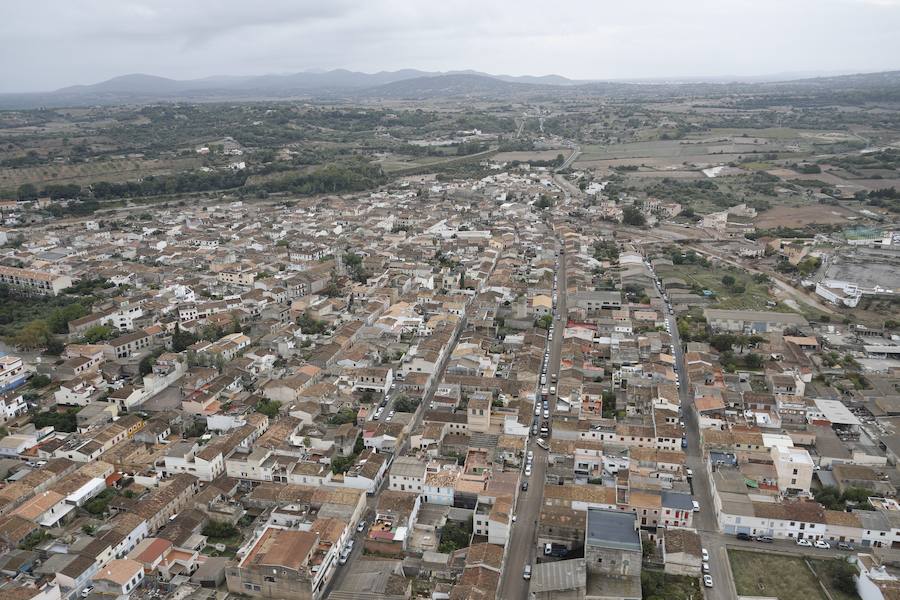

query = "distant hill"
[[0, 68, 898, 108], [0, 69, 582, 108]]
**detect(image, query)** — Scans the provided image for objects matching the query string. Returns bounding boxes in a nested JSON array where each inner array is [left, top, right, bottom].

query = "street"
[[660, 274, 735, 600], [498, 232, 568, 599]]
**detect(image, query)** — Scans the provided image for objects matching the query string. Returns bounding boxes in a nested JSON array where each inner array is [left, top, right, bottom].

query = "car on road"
[[81, 586, 94, 598], [702, 562, 710, 574], [814, 540, 831, 549], [797, 538, 813, 547], [523, 564, 532, 580], [385, 410, 395, 421], [837, 542, 854, 551], [701, 548, 709, 562], [531, 424, 538, 435], [543, 410, 549, 419], [549, 386, 556, 395], [685, 468, 693, 478], [536, 438, 549, 450], [703, 575, 713, 588], [357, 520, 366, 532], [534, 405, 541, 416]]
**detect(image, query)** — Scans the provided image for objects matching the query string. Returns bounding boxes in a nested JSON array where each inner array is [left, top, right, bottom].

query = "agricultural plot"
[[0, 156, 202, 189]]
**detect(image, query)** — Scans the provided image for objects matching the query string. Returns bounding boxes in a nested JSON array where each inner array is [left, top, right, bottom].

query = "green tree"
[[172, 324, 198, 352], [721, 274, 736, 287], [256, 399, 281, 418], [17, 183, 38, 202], [622, 206, 646, 227], [81, 324, 114, 343], [14, 320, 51, 349]]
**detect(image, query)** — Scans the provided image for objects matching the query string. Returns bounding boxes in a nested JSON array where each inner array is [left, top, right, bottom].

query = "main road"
[[656, 266, 736, 600], [499, 230, 568, 599]]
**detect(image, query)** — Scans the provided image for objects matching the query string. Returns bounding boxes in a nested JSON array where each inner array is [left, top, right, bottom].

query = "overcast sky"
[[4, 0, 900, 92]]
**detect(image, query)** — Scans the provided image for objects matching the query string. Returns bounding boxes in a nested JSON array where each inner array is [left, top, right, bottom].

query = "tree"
[[536, 314, 553, 330], [29, 374, 51, 388], [14, 320, 51, 349], [744, 353, 763, 369], [709, 333, 737, 353], [256, 399, 281, 418], [394, 396, 420, 413], [16, 183, 38, 202], [622, 206, 646, 227], [172, 324, 198, 352], [81, 324, 114, 344], [202, 521, 239, 540], [139, 354, 156, 377], [721, 275, 736, 287]]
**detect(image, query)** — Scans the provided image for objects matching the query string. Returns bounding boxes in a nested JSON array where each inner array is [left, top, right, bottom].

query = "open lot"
[[656, 263, 780, 311], [729, 550, 828, 600], [755, 202, 857, 229], [493, 149, 567, 163], [0, 156, 202, 189]]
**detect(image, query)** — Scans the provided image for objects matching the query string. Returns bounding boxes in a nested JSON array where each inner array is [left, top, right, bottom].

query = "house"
[[662, 528, 702, 576], [225, 526, 338, 600], [388, 455, 427, 493], [584, 508, 642, 600], [0, 265, 72, 296], [0, 355, 28, 393], [0, 390, 28, 424], [92, 559, 144, 598], [101, 331, 153, 360]]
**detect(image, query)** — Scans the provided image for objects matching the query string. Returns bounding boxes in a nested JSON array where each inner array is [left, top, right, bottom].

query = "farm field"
[[493, 149, 567, 162], [754, 202, 857, 229], [728, 550, 858, 600], [0, 156, 202, 189]]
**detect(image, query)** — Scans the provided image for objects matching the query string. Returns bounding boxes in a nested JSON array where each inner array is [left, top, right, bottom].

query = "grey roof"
[[661, 491, 694, 511], [388, 455, 426, 478], [531, 558, 586, 593], [586, 508, 640, 552]]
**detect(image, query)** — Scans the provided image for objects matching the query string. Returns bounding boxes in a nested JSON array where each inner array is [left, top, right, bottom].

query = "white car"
[[702, 562, 710, 573], [692, 500, 700, 512], [701, 548, 709, 562], [797, 538, 813, 547], [527, 450, 534, 461], [686, 468, 693, 478], [703, 575, 713, 588], [524, 465, 532, 477], [814, 540, 831, 549], [543, 410, 549, 419]]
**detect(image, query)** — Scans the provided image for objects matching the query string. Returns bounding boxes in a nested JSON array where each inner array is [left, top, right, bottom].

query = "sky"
[[3, 0, 900, 92]]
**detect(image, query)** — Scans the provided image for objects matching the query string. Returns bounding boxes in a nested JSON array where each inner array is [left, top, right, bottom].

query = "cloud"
[[1, 0, 899, 92]]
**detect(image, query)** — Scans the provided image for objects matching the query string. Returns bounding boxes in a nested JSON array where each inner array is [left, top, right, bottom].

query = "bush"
[[202, 521, 239, 540]]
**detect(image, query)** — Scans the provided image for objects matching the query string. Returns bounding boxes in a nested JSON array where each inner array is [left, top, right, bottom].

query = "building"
[[0, 355, 28, 393], [0, 265, 72, 296], [92, 559, 144, 598], [101, 331, 153, 360], [226, 526, 337, 600], [703, 309, 808, 333], [584, 508, 642, 600], [772, 445, 814, 494]]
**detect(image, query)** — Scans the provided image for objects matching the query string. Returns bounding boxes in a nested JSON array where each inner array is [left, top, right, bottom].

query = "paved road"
[[657, 269, 735, 600], [555, 144, 581, 172], [499, 232, 567, 599]]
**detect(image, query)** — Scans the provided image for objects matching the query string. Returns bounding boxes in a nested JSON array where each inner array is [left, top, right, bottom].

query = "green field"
[[729, 550, 859, 600], [656, 263, 783, 312], [730, 550, 827, 600]]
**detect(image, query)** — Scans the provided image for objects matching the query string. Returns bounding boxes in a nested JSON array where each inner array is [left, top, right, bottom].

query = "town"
[[1, 59, 900, 600]]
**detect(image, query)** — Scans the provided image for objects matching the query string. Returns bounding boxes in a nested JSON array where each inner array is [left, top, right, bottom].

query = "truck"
[[544, 543, 569, 557]]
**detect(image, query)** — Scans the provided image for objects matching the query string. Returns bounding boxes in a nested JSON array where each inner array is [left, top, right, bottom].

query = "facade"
[[0, 265, 72, 296]]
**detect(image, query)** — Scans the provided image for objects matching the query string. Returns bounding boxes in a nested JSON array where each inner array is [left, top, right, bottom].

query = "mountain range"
[[1, 68, 899, 108]]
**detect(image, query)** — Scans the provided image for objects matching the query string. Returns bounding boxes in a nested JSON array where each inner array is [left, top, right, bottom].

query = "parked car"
[[797, 538, 813, 547], [523, 564, 532, 580], [757, 536, 774, 543], [814, 540, 831, 549], [81, 587, 94, 598], [703, 575, 713, 588], [521, 481, 528, 491], [837, 542, 854, 551], [702, 562, 710, 574], [339, 549, 351, 565], [692, 500, 701, 512], [736, 532, 752, 541], [524, 465, 532, 477], [527, 450, 534, 461], [685, 468, 693, 478], [701, 548, 709, 562]]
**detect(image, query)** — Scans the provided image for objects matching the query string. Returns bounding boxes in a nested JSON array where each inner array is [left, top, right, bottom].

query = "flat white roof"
[[814, 398, 862, 426]]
